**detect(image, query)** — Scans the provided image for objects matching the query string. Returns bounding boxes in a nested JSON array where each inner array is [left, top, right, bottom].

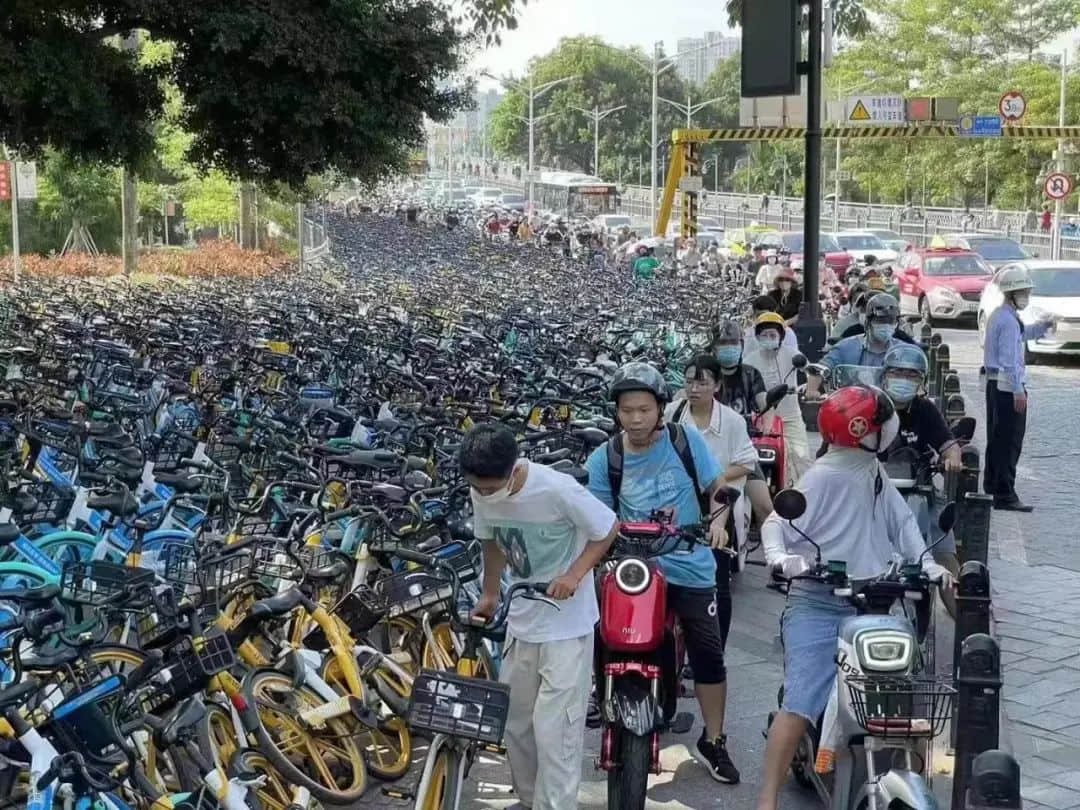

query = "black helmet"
[[712, 318, 743, 345], [609, 362, 669, 403], [866, 293, 900, 323]]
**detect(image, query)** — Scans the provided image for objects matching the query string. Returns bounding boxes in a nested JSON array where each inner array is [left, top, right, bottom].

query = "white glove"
[[922, 562, 954, 589], [771, 554, 811, 579]]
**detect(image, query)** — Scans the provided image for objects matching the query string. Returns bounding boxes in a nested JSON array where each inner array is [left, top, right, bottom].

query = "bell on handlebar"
[[773, 488, 806, 521]]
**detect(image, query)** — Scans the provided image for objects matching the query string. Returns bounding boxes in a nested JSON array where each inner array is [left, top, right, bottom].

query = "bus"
[[532, 171, 619, 218]]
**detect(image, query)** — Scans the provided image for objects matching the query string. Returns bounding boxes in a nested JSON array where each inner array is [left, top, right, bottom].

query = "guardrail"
[[300, 209, 330, 266]]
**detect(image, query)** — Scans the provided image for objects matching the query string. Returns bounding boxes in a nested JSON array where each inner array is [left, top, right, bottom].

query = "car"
[[867, 229, 911, 254], [593, 214, 634, 235], [936, 233, 1031, 269], [829, 231, 900, 266], [978, 260, 1080, 360], [499, 193, 526, 213], [780, 232, 852, 276], [895, 247, 992, 324]]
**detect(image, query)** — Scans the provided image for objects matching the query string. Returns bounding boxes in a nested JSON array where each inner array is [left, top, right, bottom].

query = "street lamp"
[[482, 70, 578, 203], [657, 93, 726, 129], [569, 104, 627, 176], [625, 39, 720, 231], [702, 157, 720, 193]]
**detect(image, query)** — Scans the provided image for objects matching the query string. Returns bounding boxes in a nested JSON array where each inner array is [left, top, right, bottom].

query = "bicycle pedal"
[[481, 743, 507, 755], [381, 786, 415, 800]]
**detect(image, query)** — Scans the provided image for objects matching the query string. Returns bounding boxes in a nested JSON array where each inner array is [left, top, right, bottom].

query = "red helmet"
[[818, 385, 896, 450]]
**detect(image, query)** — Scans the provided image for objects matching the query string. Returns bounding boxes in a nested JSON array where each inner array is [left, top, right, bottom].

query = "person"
[[517, 216, 533, 243], [665, 356, 758, 648], [982, 266, 1056, 511], [679, 237, 703, 271], [879, 264, 900, 300], [1041, 204, 1052, 233], [710, 322, 777, 526], [745, 243, 766, 280], [742, 312, 811, 484], [831, 282, 869, 337], [806, 293, 911, 399], [755, 249, 780, 293], [879, 344, 963, 609], [632, 245, 660, 280], [760, 193, 770, 213], [585, 362, 741, 784], [745, 296, 798, 352], [464, 423, 618, 810], [755, 386, 952, 810], [770, 265, 802, 327]]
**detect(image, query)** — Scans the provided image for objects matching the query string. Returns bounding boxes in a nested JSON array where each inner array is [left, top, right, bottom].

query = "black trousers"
[[984, 379, 1027, 502]]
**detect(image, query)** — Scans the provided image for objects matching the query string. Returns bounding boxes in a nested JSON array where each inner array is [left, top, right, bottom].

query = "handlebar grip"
[[23, 607, 63, 641], [325, 505, 359, 522], [393, 547, 436, 567], [125, 648, 164, 691], [179, 457, 212, 471]]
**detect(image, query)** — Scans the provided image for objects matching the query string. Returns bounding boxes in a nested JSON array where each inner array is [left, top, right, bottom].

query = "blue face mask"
[[870, 324, 894, 343], [758, 336, 781, 351], [715, 346, 742, 367], [884, 377, 919, 403]]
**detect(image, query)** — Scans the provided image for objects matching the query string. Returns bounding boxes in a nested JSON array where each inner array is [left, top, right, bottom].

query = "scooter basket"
[[406, 669, 511, 745], [846, 675, 956, 739]]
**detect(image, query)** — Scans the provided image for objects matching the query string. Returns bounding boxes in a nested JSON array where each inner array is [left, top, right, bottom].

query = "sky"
[[469, 0, 735, 86]]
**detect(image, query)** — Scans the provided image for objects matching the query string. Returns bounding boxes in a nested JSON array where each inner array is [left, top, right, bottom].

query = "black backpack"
[[606, 422, 709, 517]]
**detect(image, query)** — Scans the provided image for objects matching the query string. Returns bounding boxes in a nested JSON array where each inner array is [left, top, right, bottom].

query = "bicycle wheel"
[[323, 656, 411, 781], [199, 702, 294, 810], [244, 668, 368, 805], [417, 745, 462, 810]]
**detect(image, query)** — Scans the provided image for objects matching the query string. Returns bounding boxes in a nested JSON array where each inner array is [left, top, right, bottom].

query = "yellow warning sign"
[[849, 100, 871, 121]]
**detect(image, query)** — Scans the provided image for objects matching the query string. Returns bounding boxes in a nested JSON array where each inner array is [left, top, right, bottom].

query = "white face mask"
[[472, 463, 521, 505]]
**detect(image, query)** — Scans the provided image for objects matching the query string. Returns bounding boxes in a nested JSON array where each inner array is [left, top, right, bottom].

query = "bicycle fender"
[[608, 679, 662, 736]]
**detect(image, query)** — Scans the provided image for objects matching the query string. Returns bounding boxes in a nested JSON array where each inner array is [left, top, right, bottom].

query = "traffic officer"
[[982, 266, 1055, 512]]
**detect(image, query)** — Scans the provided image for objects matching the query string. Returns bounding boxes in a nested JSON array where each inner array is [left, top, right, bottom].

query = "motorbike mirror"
[[773, 488, 807, 521], [951, 416, 976, 442], [764, 384, 789, 411], [937, 502, 956, 535], [807, 362, 830, 377], [791, 353, 807, 369]]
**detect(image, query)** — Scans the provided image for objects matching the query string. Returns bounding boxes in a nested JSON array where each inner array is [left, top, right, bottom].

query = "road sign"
[[999, 91, 1026, 123], [678, 176, 704, 193], [0, 163, 9, 201], [15, 162, 36, 200], [1045, 172, 1074, 199], [906, 97, 932, 122], [959, 115, 1002, 137], [846, 95, 905, 125]]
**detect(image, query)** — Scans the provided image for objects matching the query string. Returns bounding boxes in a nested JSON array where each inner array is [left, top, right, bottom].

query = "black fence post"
[[967, 750, 1022, 809], [952, 634, 1003, 810], [934, 344, 951, 403]]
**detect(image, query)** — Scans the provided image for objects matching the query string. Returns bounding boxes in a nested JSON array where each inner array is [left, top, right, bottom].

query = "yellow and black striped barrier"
[[671, 125, 1080, 142]]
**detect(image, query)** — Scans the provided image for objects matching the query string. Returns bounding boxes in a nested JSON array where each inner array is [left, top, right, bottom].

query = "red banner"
[[0, 162, 9, 201]]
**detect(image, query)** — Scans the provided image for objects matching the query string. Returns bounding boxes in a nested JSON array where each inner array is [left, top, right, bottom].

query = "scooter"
[[765, 488, 957, 810], [594, 490, 738, 810]]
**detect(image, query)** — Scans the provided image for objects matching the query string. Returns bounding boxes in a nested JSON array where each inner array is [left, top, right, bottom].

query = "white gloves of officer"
[[771, 553, 810, 579]]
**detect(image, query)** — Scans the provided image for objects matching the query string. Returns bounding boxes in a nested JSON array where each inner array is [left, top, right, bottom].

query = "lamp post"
[[569, 104, 627, 176], [703, 157, 720, 192], [483, 71, 578, 204], [657, 92, 726, 128]]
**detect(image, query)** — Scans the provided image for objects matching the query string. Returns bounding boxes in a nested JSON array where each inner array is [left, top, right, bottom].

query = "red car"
[[780, 232, 852, 276], [895, 247, 993, 324]]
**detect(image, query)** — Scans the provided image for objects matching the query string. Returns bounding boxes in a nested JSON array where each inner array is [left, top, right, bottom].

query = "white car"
[[829, 231, 899, 267], [978, 260, 1080, 360]]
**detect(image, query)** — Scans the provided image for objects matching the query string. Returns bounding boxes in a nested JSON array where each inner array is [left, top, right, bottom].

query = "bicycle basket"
[[147, 431, 199, 471], [136, 587, 182, 649], [161, 541, 203, 588], [407, 669, 511, 745], [60, 560, 154, 607], [373, 569, 453, 620], [3, 479, 75, 525], [846, 675, 956, 739], [153, 632, 235, 709], [45, 673, 129, 762]]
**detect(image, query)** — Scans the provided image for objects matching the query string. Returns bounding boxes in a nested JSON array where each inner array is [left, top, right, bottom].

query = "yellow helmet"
[[867, 277, 886, 291], [754, 311, 787, 338]]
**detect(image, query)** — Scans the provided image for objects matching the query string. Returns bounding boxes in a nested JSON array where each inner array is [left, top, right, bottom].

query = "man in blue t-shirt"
[[585, 361, 741, 785]]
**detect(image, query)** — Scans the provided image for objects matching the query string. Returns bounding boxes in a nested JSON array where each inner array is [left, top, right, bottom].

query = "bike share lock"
[[955, 493, 993, 568], [951, 633, 1003, 810], [920, 322, 934, 344], [953, 561, 991, 670], [966, 749, 1022, 810], [933, 344, 951, 403]]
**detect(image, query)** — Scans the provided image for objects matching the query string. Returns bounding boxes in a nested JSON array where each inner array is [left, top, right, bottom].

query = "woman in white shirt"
[[665, 354, 759, 648]]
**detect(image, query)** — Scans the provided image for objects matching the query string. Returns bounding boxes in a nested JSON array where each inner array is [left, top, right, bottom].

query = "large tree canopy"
[[1, 1, 479, 185]]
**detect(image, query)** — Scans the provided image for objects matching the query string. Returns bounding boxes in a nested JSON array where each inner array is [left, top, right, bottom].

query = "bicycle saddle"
[[0, 523, 21, 545], [250, 588, 308, 620], [153, 473, 202, 494], [87, 489, 139, 518]]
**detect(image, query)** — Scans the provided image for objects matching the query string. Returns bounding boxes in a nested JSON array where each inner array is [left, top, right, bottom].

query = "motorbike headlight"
[[614, 559, 651, 595], [855, 630, 913, 672]]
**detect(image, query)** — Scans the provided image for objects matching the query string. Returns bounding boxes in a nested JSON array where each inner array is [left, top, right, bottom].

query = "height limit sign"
[[1045, 172, 1074, 200]]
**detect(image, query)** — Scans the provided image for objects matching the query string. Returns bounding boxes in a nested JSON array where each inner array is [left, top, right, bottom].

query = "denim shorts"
[[780, 584, 857, 725]]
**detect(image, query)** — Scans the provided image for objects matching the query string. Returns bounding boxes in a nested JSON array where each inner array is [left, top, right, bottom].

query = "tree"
[[725, 0, 871, 38], [1, 1, 481, 185], [488, 38, 693, 177], [993, 1, 1080, 61]]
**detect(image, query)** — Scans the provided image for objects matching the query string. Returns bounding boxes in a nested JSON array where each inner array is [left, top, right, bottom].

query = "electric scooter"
[[765, 488, 957, 810]]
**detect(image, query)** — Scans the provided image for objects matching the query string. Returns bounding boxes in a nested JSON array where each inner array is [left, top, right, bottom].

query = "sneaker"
[[692, 731, 741, 784]]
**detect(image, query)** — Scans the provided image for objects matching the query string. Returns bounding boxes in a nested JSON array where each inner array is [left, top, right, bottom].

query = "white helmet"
[[997, 266, 1034, 294]]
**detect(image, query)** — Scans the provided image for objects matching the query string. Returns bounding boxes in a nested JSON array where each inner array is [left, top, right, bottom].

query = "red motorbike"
[[594, 492, 736, 810]]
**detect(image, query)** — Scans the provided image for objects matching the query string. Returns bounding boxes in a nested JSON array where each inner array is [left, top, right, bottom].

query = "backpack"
[[606, 422, 710, 518]]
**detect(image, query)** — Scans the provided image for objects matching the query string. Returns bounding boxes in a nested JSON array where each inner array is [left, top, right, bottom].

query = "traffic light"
[[742, 0, 799, 97]]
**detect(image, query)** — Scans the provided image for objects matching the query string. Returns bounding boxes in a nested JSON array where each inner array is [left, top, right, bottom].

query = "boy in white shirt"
[[464, 424, 617, 810]]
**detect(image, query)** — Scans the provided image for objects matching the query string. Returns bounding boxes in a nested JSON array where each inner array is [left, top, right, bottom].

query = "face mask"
[[1013, 292, 1031, 310], [758, 336, 781, 351], [884, 377, 919, 404], [472, 463, 520, 505], [715, 345, 742, 367], [870, 324, 894, 343], [778, 281, 792, 291]]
